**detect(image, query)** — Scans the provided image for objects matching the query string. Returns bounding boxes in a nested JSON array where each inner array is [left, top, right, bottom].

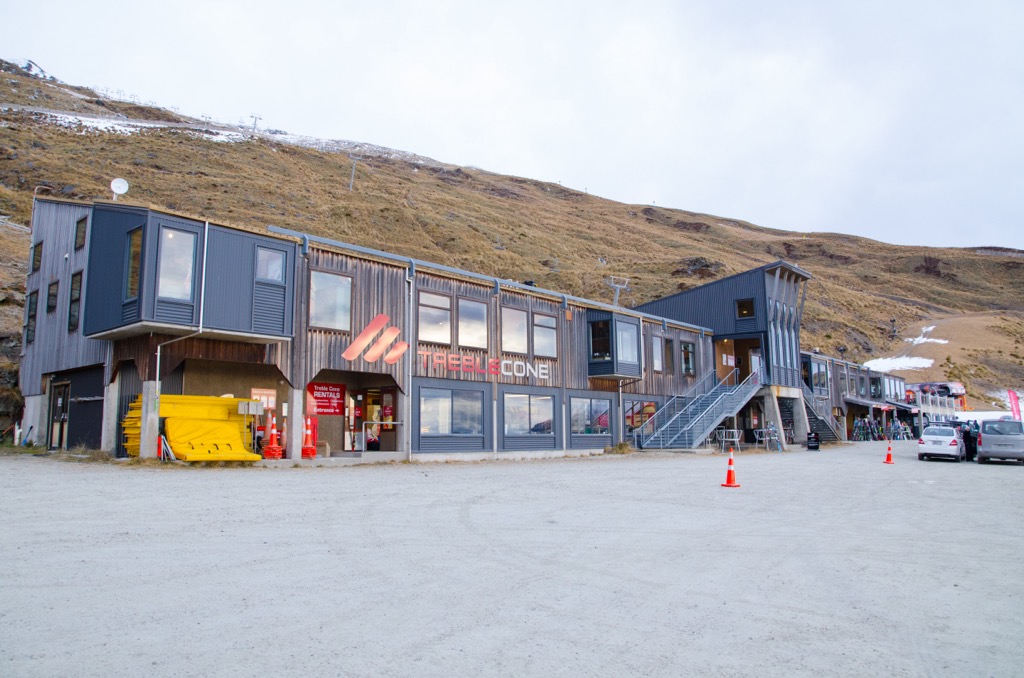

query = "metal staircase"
[[801, 384, 843, 443], [638, 369, 765, 450]]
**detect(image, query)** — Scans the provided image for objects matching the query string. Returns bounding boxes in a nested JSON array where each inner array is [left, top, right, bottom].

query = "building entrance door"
[[49, 382, 70, 450]]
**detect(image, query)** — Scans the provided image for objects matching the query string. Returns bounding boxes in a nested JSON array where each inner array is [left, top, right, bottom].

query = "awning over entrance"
[[885, 399, 916, 412], [844, 395, 884, 408]]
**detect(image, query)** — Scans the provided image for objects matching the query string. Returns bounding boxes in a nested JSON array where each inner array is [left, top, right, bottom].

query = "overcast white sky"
[[3, 1, 1022, 249]]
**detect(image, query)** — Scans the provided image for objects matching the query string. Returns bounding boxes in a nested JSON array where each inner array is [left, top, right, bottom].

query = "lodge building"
[[20, 196, 957, 460]]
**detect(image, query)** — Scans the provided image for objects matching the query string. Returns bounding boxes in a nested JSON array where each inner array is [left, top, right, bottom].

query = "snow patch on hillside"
[[863, 356, 935, 371], [905, 325, 949, 346]]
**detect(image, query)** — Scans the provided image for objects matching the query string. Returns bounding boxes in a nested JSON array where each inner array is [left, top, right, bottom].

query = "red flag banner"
[[1009, 389, 1021, 421]]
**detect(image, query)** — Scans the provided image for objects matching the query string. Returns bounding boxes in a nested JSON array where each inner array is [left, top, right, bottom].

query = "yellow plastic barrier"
[[121, 395, 262, 462]]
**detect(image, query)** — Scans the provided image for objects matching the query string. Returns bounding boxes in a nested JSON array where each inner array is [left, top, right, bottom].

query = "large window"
[[681, 342, 696, 375], [125, 228, 142, 300], [30, 242, 42, 273], [24, 291, 38, 344], [46, 281, 59, 313], [502, 307, 528, 354], [616, 322, 639, 364], [533, 314, 557, 357], [504, 394, 554, 435], [74, 217, 87, 250], [625, 400, 657, 433], [256, 247, 285, 283], [309, 270, 352, 331], [420, 388, 484, 436], [571, 397, 611, 435], [418, 292, 451, 344], [590, 320, 611, 361], [68, 272, 82, 333], [736, 298, 755, 318], [458, 298, 487, 349], [157, 227, 196, 301]]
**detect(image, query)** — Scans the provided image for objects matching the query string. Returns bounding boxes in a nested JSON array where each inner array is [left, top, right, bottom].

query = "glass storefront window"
[[571, 397, 611, 434], [503, 394, 554, 435], [421, 388, 484, 436]]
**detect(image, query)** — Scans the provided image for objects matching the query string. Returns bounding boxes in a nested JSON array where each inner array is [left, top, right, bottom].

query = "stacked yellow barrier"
[[121, 395, 262, 462]]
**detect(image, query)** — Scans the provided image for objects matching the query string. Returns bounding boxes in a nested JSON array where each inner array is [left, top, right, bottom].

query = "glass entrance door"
[[49, 382, 70, 450]]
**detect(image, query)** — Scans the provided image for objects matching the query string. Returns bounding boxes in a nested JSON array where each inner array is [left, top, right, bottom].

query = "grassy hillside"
[[2, 58, 1022, 411]]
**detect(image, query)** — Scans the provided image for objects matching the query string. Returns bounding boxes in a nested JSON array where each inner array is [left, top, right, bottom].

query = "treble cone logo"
[[342, 314, 409, 364]]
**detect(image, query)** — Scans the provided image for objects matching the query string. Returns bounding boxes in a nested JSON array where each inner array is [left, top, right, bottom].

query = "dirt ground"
[[1, 442, 1022, 677]]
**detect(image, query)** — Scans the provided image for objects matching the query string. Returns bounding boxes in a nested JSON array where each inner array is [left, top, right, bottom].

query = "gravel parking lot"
[[2, 440, 1022, 677]]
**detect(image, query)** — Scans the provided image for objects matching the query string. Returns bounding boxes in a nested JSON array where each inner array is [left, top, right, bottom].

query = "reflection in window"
[[533, 314, 557, 357], [625, 400, 658, 433], [75, 217, 87, 250], [651, 336, 663, 372], [47, 281, 59, 313], [420, 388, 484, 436], [125, 228, 142, 300], [25, 291, 38, 344], [68, 272, 82, 332], [571, 397, 611, 434], [617, 322, 638, 364], [458, 298, 487, 349], [157, 228, 196, 301], [309, 270, 352, 331], [590, 320, 611, 361], [504, 394, 554, 435], [419, 292, 451, 345], [502, 307, 528, 354], [256, 247, 285, 283], [30, 242, 42, 273], [682, 342, 696, 375]]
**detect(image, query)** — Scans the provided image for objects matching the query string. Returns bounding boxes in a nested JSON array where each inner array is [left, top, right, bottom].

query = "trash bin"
[[806, 431, 820, 450]]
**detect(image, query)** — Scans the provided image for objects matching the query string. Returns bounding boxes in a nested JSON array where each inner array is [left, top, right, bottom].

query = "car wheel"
[[918, 453, 925, 461], [977, 456, 986, 464], [954, 452, 962, 463]]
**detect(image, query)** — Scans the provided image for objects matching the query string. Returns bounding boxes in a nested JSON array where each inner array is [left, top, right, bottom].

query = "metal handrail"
[[637, 369, 724, 447], [801, 383, 842, 440], [675, 369, 763, 447]]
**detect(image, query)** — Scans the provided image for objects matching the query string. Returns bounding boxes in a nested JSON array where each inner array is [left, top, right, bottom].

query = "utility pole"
[[250, 114, 261, 133], [349, 156, 361, 191]]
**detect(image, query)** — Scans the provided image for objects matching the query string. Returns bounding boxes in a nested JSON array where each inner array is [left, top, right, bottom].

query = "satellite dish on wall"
[[110, 178, 129, 201]]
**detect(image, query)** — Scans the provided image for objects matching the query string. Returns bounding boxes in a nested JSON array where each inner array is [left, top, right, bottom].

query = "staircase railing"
[[633, 370, 721, 447], [802, 383, 843, 440]]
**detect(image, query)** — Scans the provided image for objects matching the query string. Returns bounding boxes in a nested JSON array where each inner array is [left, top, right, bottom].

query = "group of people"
[[953, 419, 981, 462]]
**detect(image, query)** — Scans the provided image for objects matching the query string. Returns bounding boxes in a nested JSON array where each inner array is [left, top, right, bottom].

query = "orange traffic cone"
[[883, 441, 894, 465], [721, 448, 741, 488], [301, 417, 317, 459], [262, 415, 283, 460]]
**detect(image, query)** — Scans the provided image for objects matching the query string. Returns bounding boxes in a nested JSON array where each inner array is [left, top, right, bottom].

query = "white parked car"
[[918, 425, 965, 462]]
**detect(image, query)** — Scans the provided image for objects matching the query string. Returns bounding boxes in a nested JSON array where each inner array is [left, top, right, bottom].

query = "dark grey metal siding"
[[635, 268, 766, 335], [20, 200, 111, 397], [83, 205, 150, 336]]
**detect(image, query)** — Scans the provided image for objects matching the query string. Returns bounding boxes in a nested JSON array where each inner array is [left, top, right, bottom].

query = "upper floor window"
[[309, 270, 352, 331], [24, 291, 38, 344], [501, 307, 528, 354], [256, 247, 285, 283], [30, 241, 42, 273], [68, 272, 82, 333], [418, 292, 451, 344], [736, 298, 755, 319], [125, 228, 142, 300], [617, 322, 639, 364], [157, 227, 196, 301], [590, 320, 611, 361], [74, 217, 88, 250], [46, 281, 59, 313], [651, 336, 664, 372], [681, 342, 696, 375], [457, 298, 487, 349], [533, 314, 557, 358]]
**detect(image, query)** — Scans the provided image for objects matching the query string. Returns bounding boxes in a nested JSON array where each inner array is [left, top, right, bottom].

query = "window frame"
[[418, 291, 452, 346], [501, 306, 529, 355], [46, 281, 59, 314], [532, 313, 557, 358], [736, 298, 755, 319], [24, 290, 38, 344], [681, 341, 696, 375], [255, 246, 286, 284], [420, 387, 485, 437], [309, 269, 354, 333], [503, 393, 555, 436], [156, 226, 197, 302], [457, 297, 488, 349], [570, 396, 612, 435], [68, 271, 82, 333], [651, 335, 664, 372], [74, 217, 88, 250], [30, 241, 42, 273], [589, 319, 611, 362], [124, 228, 143, 301]]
